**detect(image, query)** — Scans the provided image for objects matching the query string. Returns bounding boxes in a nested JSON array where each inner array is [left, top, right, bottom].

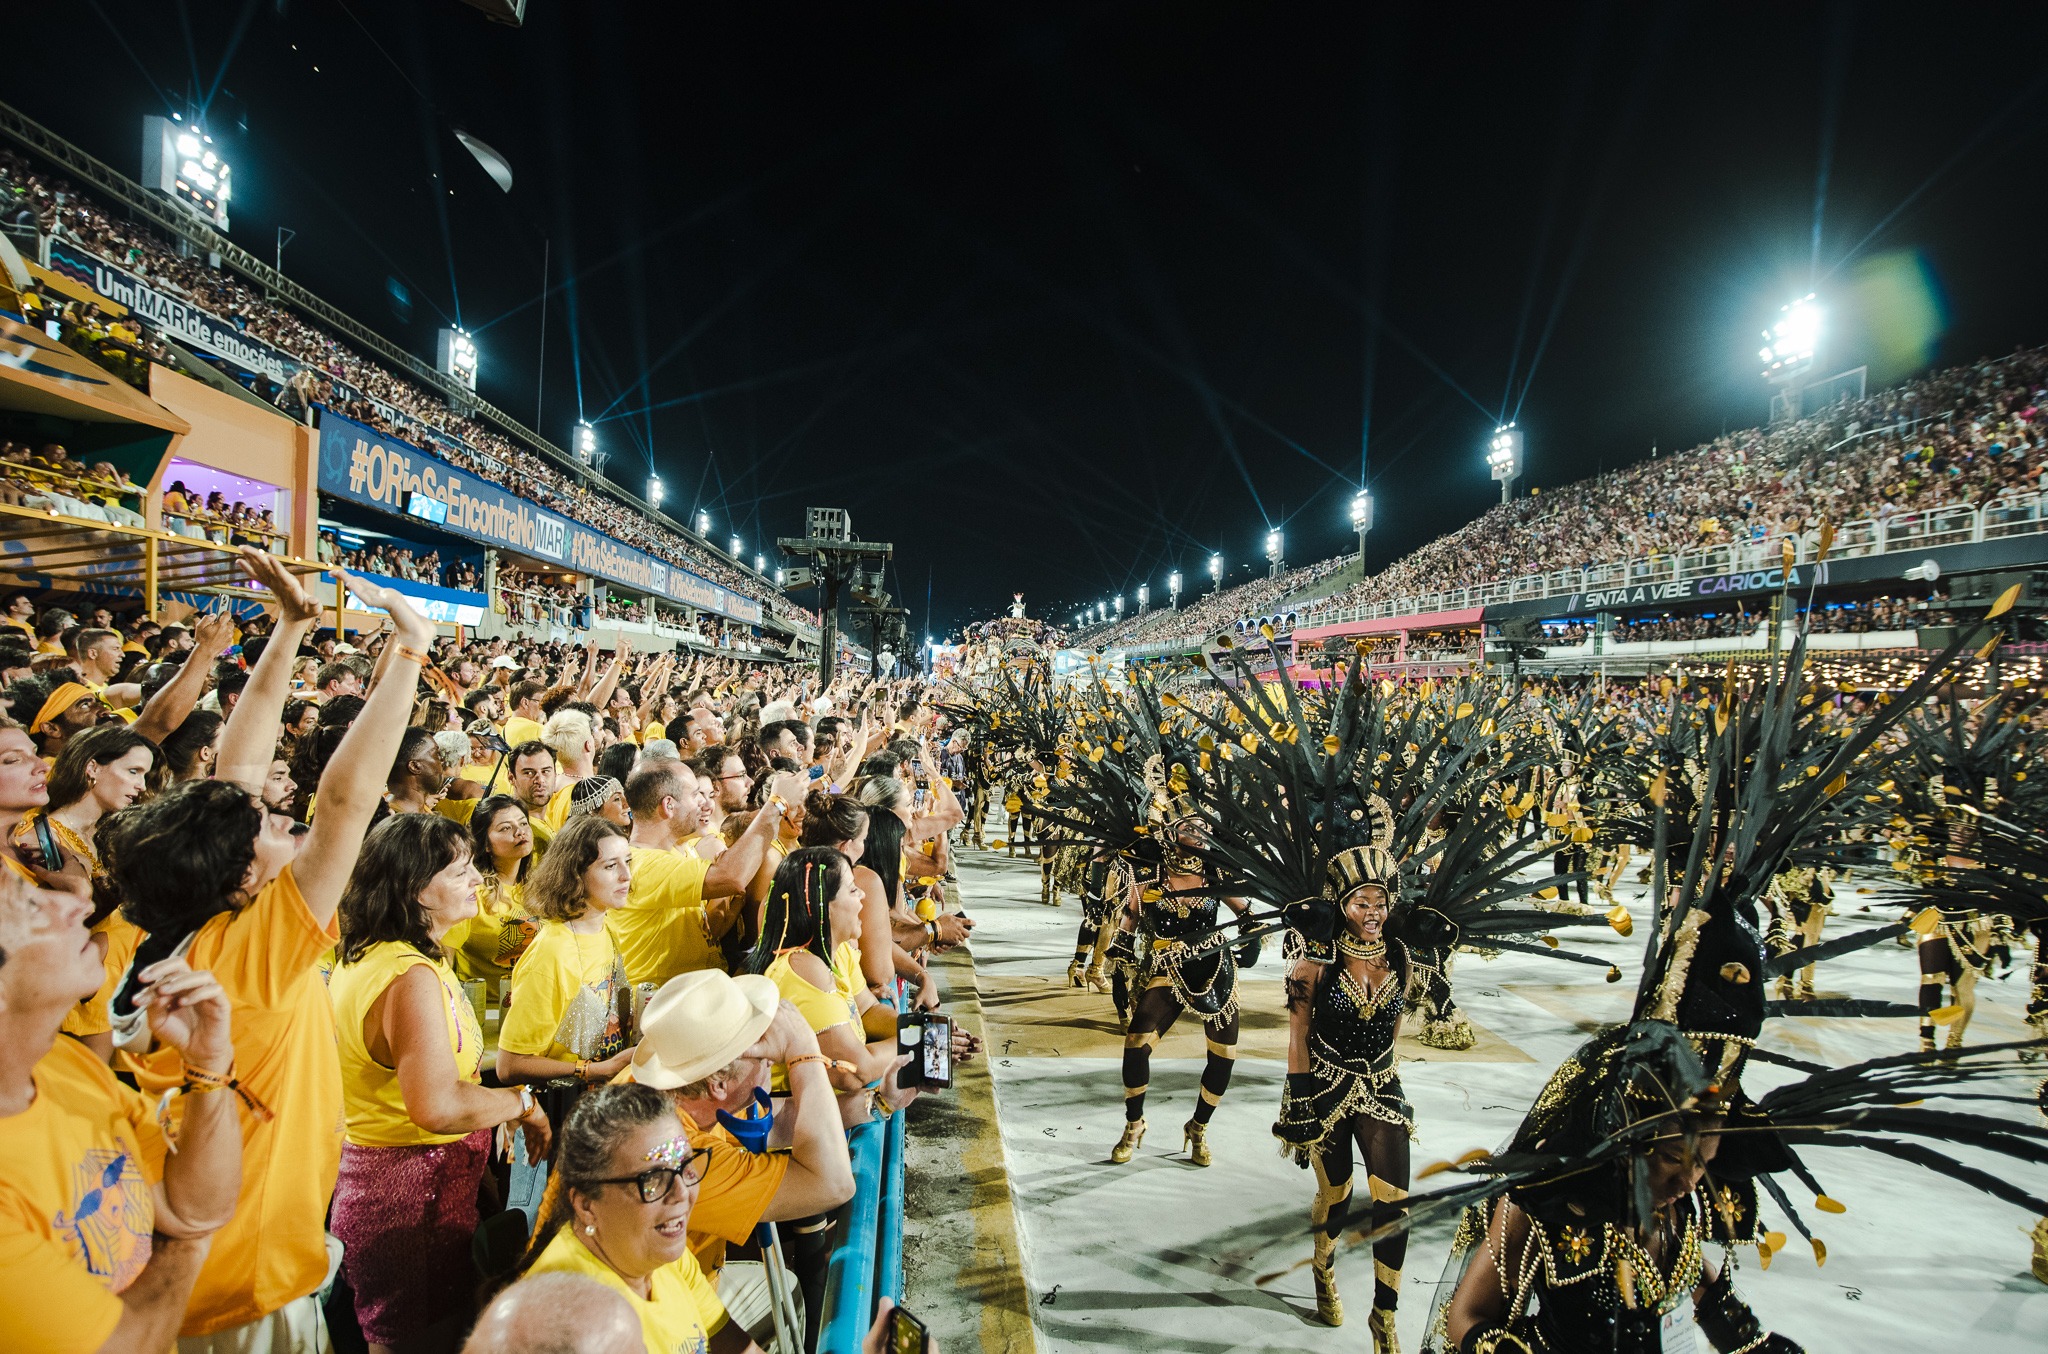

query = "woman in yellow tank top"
[[440, 795, 537, 996], [328, 815, 552, 1353], [750, 846, 901, 1100]]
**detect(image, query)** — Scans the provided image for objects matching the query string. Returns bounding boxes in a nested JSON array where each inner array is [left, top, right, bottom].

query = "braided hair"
[[746, 845, 848, 973]]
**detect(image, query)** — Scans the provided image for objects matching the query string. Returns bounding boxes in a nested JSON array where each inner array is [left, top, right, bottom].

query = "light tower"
[[1113, 595, 1124, 618], [1265, 530, 1285, 578], [1168, 570, 1183, 609], [1137, 583, 1150, 614], [1760, 293, 1822, 422], [1208, 553, 1223, 593], [1350, 490, 1373, 568], [646, 475, 664, 509], [1487, 424, 1524, 504], [696, 511, 711, 537]]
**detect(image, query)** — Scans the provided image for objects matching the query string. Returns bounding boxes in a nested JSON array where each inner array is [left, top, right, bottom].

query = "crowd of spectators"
[[0, 557, 964, 1354], [1537, 591, 1945, 646], [1060, 347, 2048, 652], [0, 150, 824, 635], [1311, 346, 2048, 619], [1066, 553, 1354, 651]]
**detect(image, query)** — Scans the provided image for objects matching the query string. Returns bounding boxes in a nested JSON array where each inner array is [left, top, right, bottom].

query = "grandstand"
[[1064, 344, 2048, 678], [0, 104, 822, 654]]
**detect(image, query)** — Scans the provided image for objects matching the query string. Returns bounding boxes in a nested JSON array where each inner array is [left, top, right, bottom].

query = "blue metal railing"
[[816, 981, 911, 1352], [818, 1119, 887, 1353]]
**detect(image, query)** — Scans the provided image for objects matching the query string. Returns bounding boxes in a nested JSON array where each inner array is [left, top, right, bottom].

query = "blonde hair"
[[541, 709, 594, 764]]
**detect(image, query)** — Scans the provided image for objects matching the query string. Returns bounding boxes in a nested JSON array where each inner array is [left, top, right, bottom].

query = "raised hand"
[[339, 571, 435, 647], [237, 548, 322, 624]]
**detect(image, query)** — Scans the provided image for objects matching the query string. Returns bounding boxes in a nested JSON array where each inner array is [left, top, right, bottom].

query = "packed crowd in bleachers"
[[0, 149, 826, 635], [1538, 591, 1946, 646], [0, 555, 962, 1353], [1063, 346, 2048, 652]]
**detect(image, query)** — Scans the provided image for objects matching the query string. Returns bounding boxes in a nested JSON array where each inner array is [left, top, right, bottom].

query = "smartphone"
[[897, 1012, 923, 1088], [887, 1305, 930, 1354], [921, 1012, 953, 1089]]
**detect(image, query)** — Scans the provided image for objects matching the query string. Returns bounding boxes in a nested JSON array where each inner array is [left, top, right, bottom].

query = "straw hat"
[[631, 970, 780, 1089]]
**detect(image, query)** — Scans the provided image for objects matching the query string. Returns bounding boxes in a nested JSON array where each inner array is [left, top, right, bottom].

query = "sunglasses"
[[588, 1145, 713, 1202]]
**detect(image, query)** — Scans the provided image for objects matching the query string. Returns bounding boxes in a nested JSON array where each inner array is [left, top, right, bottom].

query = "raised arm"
[[129, 607, 234, 746], [215, 552, 321, 790], [292, 573, 435, 924], [588, 636, 630, 712]]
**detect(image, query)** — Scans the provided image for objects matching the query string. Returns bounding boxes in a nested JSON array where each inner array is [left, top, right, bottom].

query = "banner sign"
[[42, 241, 473, 467], [314, 572, 488, 627], [316, 408, 761, 624], [1562, 563, 1827, 615], [46, 240, 304, 386]]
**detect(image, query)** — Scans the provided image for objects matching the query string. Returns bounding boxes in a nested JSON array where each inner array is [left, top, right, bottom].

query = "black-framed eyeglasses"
[[589, 1146, 713, 1202]]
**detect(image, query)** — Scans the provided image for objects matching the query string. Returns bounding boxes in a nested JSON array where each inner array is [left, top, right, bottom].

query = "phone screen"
[[889, 1305, 930, 1354], [921, 1013, 953, 1089]]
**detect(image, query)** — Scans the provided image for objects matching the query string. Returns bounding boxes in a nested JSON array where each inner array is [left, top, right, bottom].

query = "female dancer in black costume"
[[1277, 842, 1415, 1352]]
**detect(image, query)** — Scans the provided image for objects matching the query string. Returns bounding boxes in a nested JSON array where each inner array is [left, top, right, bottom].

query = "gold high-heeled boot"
[[1182, 1118, 1210, 1167], [1310, 1162, 1350, 1326], [1067, 957, 1088, 988], [2030, 1216, 2047, 1284], [1110, 1118, 1146, 1164], [1368, 1306, 1400, 1353]]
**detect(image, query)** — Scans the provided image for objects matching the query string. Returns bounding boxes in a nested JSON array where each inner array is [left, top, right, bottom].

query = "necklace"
[[1337, 933, 1387, 962]]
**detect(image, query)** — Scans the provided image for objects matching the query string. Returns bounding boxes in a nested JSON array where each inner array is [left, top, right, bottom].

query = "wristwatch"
[[515, 1085, 537, 1119]]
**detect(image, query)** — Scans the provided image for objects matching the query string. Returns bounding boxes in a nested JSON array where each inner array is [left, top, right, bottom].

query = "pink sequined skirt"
[[329, 1130, 490, 1344]]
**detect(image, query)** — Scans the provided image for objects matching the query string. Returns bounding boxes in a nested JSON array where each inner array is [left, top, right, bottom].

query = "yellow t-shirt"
[[499, 921, 631, 1066], [607, 847, 717, 986], [59, 913, 144, 1040], [541, 783, 575, 833], [526, 1226, 727, 1354], [458, 760, 513, 797], [502, 715, 544, 751], [644, 720, 667, 744], [434, 797, 481, 827], [120, 866, 342, 1336], [0, 1036, 167, 1354], [328, 941, 484, 1148], [442, 878, 535, 985]]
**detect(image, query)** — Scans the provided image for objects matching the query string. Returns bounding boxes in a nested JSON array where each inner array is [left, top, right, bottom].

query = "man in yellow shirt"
[[609, 762, 799, 985], [508, 741, 560, 857], [0, 871, 243, 1354], [501, 679, 546, 757]]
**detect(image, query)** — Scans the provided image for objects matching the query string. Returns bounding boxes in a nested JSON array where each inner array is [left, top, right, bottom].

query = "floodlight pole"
[[778, 511, 894, 687]]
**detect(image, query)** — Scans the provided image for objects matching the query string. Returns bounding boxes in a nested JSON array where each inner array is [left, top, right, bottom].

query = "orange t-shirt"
[[120, 867, 343, 1336]]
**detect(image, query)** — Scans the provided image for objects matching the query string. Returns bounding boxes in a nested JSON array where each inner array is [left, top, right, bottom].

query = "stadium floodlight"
[[696, 511, 711, 536], [754, 554, 765, 573], [1487, 423, 1524, 504], [1351, 490, 1374, 566], [1265, 529, 1285, 578], [646, 475, 664, 508], [1168, 570, 1183, 609], [142, 115, 231, 229], [436, 327, 479, 392], [1137, 583, 1150, 613], [1209, 553, 1223, 590], [730, 536, 743, 557], [1114, 594, 1124, 617], [775, 568, 785, 585], [574, 421, 597, 464], [1760, 293, 1821, 382]]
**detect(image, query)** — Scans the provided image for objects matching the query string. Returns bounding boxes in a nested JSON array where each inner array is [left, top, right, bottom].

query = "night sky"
[[24, 3, 2048, 637]]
